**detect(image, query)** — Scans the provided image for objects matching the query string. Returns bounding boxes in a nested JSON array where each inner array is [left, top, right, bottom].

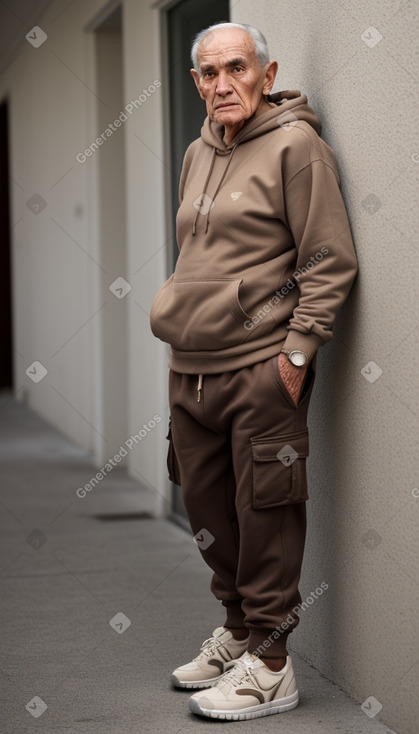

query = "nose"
[[215, 70, 232, 96]]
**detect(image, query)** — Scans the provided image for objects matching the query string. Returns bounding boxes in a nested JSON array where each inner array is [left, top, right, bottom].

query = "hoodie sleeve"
[[281, 156, 358, 361]]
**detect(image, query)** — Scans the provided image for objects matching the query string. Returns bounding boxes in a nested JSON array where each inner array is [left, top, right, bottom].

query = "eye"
[[232, 66, 244, 73], [202, 71, 214, 79]]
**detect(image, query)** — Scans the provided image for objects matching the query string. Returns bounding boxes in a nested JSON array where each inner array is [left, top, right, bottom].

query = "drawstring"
[[205, 143, 238, 233], [197, 374, 203, 402], [192, 143, 239, 235], [192, 148, 216, 235]]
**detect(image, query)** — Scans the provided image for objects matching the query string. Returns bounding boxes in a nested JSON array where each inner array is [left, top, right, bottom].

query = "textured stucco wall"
[[230, 2, 419, 733]]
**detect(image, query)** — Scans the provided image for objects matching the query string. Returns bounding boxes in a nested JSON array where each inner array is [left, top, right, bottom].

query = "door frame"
[[84, 0, 124, 465]]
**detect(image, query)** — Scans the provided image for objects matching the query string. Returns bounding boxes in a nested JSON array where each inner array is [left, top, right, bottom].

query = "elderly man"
[[150, 21, 358, 721]]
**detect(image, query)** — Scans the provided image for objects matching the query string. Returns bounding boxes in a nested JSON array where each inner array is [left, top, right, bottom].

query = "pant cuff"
[[223, 600, 246, 628], [247, 627, 289, 658]]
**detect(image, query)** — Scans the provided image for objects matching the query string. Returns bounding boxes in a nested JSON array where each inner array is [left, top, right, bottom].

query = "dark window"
[[166, 0, 229, 525]]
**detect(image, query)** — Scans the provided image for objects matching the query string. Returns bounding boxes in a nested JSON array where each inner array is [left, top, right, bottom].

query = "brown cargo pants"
[[167, 353, 316, 657]]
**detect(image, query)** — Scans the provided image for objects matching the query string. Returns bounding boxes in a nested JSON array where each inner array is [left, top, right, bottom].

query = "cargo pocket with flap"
[[166, 417, 181, 486], [250, 429, 309, 508]]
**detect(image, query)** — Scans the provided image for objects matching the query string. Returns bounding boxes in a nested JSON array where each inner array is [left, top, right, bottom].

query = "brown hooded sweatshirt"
[[150, 90, 358, 374]]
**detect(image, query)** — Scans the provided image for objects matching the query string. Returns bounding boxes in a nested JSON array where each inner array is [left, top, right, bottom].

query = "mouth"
[[215, 103, 239, 110]]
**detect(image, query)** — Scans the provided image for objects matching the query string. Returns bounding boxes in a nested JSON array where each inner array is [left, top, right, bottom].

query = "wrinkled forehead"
[[197, 28, 257, 70]]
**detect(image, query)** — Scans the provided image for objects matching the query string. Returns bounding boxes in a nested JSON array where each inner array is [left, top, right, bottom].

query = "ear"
[[262, 60, 278, 96], [190, 69, 206, 100]]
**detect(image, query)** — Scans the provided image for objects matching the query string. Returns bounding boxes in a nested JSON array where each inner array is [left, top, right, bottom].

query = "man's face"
[[190, 28, 277, 136]]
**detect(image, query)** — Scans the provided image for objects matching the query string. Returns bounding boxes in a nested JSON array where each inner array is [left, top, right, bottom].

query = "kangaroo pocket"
[[250, 429, 309, 508], [150, 276, 252, 351]]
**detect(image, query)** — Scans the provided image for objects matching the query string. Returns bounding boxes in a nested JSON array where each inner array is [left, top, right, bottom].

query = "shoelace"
[[220, 655, 256, 687], [199, 635, 224, 658]]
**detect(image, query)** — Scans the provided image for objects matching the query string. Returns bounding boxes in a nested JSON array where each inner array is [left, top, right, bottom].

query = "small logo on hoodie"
[[231, 191, 243, 201], [193, 193, 214, 215], [276, 110, 299, 132]]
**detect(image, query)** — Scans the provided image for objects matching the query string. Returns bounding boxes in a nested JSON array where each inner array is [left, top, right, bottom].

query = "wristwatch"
[[280, 349, 308, 367]]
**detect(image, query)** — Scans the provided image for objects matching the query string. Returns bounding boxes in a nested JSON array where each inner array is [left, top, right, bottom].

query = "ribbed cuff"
[[222, 599, 246, 628], [247, 626, 290, 658]]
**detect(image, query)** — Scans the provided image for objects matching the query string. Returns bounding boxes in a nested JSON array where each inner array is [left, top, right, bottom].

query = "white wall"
[[231, 2, 419, 733], [3, 0, 171, 514], [95, 28, 128, 461]]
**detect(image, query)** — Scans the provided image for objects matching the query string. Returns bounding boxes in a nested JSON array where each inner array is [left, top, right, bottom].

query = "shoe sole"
[[188, 690, 299, 720], [171, 663, 238, 690]]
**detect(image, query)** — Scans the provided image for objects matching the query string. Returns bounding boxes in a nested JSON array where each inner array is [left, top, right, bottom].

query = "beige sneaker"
[[171, 627, 249, 690], [188, 651, 299, 720]]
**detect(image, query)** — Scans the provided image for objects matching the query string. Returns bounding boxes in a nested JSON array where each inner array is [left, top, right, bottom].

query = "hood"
[[192, 90, 321, 235], [201, 89, 321, 150]]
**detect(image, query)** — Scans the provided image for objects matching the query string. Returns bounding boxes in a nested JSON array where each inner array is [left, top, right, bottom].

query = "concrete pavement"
[[0, 391, 397, 733]]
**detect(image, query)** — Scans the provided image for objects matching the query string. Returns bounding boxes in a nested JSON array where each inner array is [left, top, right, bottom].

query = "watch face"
[[290, 351, 307, 367]]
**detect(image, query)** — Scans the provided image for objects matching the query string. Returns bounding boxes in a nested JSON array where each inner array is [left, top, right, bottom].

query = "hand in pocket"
[[277, 353, 310, 406]]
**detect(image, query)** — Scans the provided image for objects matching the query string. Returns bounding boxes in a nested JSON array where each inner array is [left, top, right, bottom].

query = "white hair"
[[191, 22, 270, 73]]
